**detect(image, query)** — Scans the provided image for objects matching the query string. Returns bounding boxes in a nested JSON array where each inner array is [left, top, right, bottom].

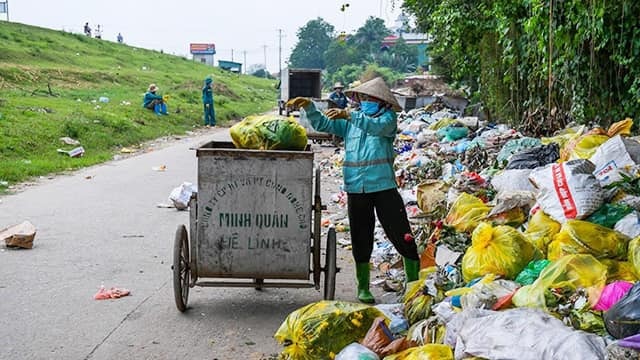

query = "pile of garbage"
[[276, 98, 640, 358]]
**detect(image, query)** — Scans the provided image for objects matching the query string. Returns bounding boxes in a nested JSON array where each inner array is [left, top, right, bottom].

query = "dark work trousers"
[[347, 188, 419, 263]]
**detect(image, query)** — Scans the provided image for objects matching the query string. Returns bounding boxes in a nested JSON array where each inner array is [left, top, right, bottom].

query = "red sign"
[[190, 43, 216, 55]]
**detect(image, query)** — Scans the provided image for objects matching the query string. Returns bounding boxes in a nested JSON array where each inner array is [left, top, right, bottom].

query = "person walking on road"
[[286, 77, 420, 303], [202, 76, 216, 126]]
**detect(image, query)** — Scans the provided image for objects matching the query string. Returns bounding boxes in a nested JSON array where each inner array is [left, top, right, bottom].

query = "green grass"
[[0, 21, 278, 188]]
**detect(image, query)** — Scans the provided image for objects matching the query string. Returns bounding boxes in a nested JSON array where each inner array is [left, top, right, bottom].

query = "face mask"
[[360, 101, 380, 115]]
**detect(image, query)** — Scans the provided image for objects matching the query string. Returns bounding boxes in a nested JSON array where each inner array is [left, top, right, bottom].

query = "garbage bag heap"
[[276, 97, 640, 359]]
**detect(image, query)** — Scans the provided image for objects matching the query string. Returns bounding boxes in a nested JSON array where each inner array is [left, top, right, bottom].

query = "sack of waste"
[[230, 114, 308, 151], [461, 222, 536, 282], [547, 220, 630, 261], [169, 182, 197, 210], [529, 159, 604, 223], [605, 282, 640, 339], [274, 301, 383, 360]]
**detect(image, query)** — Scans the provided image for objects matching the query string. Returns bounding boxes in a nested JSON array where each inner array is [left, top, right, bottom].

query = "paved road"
[[0, 128, 360, 360]]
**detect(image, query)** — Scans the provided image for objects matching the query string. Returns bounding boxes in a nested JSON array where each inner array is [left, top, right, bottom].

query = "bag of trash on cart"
[[229, 115, 263, 149], [274, 301, 384, 360], [230, 114, 308, 151]]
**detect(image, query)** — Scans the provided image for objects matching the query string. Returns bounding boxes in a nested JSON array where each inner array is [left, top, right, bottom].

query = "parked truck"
[[278, 68, 323, 116]]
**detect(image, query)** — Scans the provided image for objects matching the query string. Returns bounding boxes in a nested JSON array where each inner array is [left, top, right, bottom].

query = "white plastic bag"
[[590, 135, 640, 186], [491, 169, 535, 193], [529, 159, 604, 223], [335, 343, 380, 360], [169, 182, 196, 210], [614, 212, 640, 239]]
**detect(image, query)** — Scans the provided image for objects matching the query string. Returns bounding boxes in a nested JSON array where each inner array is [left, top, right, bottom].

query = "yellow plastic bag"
[[274, 301, 384, 360], [445, 193, 491, 233], [382, 344, 454, 360], [547, 220, 630, 261], [600, 259, 639, 282], [561, 133, 609, 161], [461, 222, 536, 282], [629, 237, 640, 275], [512, 254, 608, 309], [427, 118, 458, 131], [607, 118, 634, 138], [230, 115, 264, 149], [525, 210, 561, 255], [403, 269, 438, 325]]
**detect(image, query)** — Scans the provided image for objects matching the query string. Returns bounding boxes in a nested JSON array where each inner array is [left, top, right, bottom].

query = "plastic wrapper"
[[496, 137, 542, 164], [515, 259, 551, 286], [448, 276, 520, 310], [547, 220, 630, 261], [585, 203, 633, 228], [407, 318, 446, 346], [490, 169, 536, 193], [629, 237, 640, 275], [605, 282, 640, 339], [274, 301, 384, 360], [600, 259, 639, 282], [486, 207, 526, 227], [614, 212, 640, 238], [444, 193, 491, 233], [416, 180, 448, 214], [446, 308, 606, 360], [230, 114, 308, 150], [336, 343, 379, 360], [593, 281, 634, 311], [168, 182, 197, 210], [512, 254, 607, 309], [528, 159, 604, 223], [382, 344, 453, 360], [360, 317, 393, 356], [403, 279, 434, 325], [505, 143, 560, 170], [436, 125, 469, 142], [461, 222, 536, 282], [524, 210, 561, 254], [607, 118, 634, 138]]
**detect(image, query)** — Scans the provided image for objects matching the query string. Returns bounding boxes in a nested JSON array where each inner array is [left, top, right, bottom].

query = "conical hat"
[[345, 77, 401, 111]]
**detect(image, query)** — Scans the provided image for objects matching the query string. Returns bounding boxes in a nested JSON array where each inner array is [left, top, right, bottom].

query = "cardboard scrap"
[[1, 221, 36, 249]]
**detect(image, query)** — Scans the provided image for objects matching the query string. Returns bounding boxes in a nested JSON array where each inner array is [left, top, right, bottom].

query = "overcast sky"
[[7, 0, 403, 72]]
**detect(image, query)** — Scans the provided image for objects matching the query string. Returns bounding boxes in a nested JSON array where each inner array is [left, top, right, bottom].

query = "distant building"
[[218, 60, 242, 73], [392, 74, 468, 112], [190, 43, 216, 66], [383, 13, 431, 70]]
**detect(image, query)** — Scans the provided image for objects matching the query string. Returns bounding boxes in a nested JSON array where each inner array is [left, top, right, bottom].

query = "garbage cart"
[[172, 141, 337, 312]]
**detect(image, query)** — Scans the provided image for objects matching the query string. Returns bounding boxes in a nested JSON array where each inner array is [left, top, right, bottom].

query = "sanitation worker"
[[142, 84, 168, 115], [287, 77, 419, 303], [328, 82, 348, 109], [202, 76, 216, 126]]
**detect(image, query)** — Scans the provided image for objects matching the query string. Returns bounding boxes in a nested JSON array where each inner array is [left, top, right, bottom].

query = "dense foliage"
[[401, 0, 640, 127]]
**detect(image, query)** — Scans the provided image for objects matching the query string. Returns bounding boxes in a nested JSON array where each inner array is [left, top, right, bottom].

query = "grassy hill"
[[0, 21, 278, 188]]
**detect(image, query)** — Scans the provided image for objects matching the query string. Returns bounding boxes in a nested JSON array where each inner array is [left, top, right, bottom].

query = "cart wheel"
[[323, 227, 337, 300], [173, 224, 190, 312]]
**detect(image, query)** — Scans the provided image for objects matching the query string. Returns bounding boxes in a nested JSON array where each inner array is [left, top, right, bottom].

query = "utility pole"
[[243, 50, 247, 74], [231, 49, 234, 62], [263, 45, 267, 77], [277, 29, 283, 77]]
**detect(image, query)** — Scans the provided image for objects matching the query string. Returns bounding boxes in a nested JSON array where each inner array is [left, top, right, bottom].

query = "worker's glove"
[[324, 108, 350, 120], [286, 97, 311, 109]]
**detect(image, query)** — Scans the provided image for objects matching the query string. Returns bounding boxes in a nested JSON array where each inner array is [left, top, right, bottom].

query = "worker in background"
[[143, 84, 168, 115], [286, 77, 419, 303], [328, 82, 348, 109], [83, 22, 91, 36], [117, 32, 124, 44], [202, 77, 216, 126], [94, 24, 102, 39]]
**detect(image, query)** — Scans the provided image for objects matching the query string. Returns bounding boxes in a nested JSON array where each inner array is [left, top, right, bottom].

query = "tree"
[[378, 38, 417, 73], [350, 17, 392, 59], [324, 39, 360, 73], [289, 18, 334, 69]]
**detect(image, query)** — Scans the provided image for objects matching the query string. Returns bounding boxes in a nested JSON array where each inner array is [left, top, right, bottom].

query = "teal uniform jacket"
[[143, 92, 162, 108], [304, 103, 398, 193], [202, 84, 213, 104]]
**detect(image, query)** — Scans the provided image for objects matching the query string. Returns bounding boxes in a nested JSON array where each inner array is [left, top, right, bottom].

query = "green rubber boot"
[[404, 257, 420, 283], [355, 262, 375, 303]]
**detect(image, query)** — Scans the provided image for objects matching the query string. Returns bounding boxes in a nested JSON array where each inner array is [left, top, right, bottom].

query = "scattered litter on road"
[[0, 220, 36, 249], [168, 182, 196, 210], [57, 146, 85, 158], [152, 165, 167, 171], [59, 137, 80, 146], [93, 285, 131, 300]]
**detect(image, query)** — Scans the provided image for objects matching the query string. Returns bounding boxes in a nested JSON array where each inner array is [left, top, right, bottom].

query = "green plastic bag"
[[512, 254, 608, 309], [255, 116, 308, 150], [586, 203, 633, 229], [461, 222, 536, 282], [274, 301, 384, 360], [515, 259, 551, 286]]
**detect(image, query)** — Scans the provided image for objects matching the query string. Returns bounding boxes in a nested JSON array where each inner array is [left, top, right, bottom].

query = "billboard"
[[190, 43, 216, 55]]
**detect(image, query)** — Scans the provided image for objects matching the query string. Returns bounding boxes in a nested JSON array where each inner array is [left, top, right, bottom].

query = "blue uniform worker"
[[202, 77, 216, 126], [143, 84, 167, 115], [328, 82, 348, 109], [287, 77, 419, 304]]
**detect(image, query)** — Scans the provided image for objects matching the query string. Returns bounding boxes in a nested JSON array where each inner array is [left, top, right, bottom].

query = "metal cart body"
[[173, 141, 336, 311]]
